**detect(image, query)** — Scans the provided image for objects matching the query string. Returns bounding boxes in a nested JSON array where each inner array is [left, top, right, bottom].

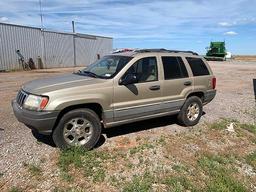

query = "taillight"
[[212, 77, 216, 89]]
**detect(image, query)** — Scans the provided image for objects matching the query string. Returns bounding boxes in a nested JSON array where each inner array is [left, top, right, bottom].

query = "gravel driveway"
[[0, 61, 255, 191]]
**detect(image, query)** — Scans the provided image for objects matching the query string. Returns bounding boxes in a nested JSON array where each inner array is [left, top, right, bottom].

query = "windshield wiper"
[[75, 70, 99, 78]]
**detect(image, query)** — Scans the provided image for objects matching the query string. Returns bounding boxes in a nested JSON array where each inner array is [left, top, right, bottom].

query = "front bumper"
[[12, 100, 59, 135]]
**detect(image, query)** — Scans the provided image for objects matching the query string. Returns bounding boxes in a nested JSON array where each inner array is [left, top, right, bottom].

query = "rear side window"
[[162, 57, 188, 80], [186, 57, 210, 76]]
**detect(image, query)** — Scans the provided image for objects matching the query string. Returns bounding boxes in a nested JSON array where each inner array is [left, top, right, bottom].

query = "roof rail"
[[134, 49, 199, 55]]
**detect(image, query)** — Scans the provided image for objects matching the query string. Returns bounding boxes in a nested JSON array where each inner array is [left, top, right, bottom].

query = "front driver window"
[[125, 57, 158, 83]]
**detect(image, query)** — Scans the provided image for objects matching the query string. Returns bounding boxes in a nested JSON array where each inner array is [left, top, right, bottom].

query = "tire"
[[177, 96, 203, 126], [52, 108, 102, 150]]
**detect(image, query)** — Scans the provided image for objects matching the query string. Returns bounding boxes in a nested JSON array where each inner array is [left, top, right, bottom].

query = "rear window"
[[186, 57, 210, 76], [162, 57, 188, 80]]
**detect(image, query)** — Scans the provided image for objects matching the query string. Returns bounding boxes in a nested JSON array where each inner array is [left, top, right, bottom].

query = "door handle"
[[184, 81, 192, 86], [149, 85, 160, 90]]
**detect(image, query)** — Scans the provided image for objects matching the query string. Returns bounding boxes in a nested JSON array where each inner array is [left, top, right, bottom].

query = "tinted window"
[[125, 57, 158, 83], [162, 57, 188, 80], [186, 57, 210, 76]]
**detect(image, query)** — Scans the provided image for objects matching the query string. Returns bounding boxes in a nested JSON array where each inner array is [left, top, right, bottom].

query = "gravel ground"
[[0, 60, 255, 191]]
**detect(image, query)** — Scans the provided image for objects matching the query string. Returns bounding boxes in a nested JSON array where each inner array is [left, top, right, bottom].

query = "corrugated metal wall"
[[0, 23, 42, 70], [0, 23, 113, 71], [43, 31, 74, 68], [75, 36, 113, 65]]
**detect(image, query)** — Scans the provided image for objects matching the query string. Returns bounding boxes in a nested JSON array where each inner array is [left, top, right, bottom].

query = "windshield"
[[78, 55, 133, 79]]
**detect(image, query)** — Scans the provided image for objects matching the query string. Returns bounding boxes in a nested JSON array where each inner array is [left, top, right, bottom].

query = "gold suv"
[[12, 49, 216, 149]]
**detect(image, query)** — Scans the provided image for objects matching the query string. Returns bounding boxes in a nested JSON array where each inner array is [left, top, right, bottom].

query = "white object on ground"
[[226, 122, 235, 132]]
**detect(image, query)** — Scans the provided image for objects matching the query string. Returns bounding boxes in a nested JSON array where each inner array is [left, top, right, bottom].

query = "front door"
[[113, 57, 162, 122]]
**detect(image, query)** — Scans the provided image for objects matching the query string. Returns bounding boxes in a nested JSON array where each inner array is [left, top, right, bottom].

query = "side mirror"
[[119, 73, 137, 85]]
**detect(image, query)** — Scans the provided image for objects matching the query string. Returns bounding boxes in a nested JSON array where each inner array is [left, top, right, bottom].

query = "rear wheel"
[[52, 108, 101, 150], [177, 96, 203, 126]]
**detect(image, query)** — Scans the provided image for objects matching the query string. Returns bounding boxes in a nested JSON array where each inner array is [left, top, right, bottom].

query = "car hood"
[[22, 73, 105, 95]]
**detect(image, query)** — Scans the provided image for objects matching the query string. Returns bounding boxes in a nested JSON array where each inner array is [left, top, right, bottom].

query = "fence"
[[0, 22, 113, 71]]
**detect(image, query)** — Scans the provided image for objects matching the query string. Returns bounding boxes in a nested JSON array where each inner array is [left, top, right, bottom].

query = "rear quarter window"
[[186, 57, 210, 76]]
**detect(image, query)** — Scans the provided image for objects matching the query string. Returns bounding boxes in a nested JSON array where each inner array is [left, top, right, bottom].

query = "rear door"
[[161, 56, 193, 112]]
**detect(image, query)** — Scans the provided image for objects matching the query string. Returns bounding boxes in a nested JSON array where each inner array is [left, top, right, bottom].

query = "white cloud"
[[218, 22, 233, 27], [218, 18, 256, 27], [224, 31, 238, 35], [0, 16, 8, 22]]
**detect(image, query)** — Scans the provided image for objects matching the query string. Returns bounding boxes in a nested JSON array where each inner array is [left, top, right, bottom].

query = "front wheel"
[[177, 96, 203, 126], [52, 108, 102, 150]]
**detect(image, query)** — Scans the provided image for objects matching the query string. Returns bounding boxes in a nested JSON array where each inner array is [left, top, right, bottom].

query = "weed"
[[115, 151, 127, 160], [129, 143, 154, 155], [240, 123, 256, 134], [208, 118, 237, 130], [252, 138, 256, 144], [208, 118, 256, 134], [158, 136, 167, 146], [81, 151, 108, 182], [206, 174, 246, 192], [110, 175, 121, 187], [126, 162, 133, 169], [36, 140, 42, 145], [246, 151, 256, 170], [138, 156, 144, 164], [58, 147, 86, 171], [58, 147, 110, 183], [164, 176, 198, 192], [60, 172, 74, 182], [198, 154, 246, 192], [9, 187, 23, 192], [28, 164, 42, 176], [92, 168, 105, 183], [172, 164, 188, 173], [122, 172, 154, 192], [198, 154, 234, 170], [23, 163, 42, 176], [0, 172, 3, 177]]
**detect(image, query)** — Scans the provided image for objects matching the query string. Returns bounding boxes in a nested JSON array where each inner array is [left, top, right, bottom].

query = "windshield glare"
[[82, 55, 132, 79]]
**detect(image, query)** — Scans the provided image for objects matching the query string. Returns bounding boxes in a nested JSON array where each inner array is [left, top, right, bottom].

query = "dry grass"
[[233, 55, 256, 61]]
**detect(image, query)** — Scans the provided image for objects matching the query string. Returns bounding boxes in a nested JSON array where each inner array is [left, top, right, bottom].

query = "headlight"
[[23, 94, 48, 111]]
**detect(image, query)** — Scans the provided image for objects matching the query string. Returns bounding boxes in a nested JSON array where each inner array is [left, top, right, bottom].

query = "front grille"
[[16, 90, 29, 107]]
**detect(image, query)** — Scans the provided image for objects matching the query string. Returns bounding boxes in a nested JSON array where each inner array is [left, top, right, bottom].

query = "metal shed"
[[0, 22, 113, 71]]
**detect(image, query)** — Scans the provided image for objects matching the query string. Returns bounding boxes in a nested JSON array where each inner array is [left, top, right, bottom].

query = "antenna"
[[72, 21, 77, 68], [39, 0, 44, 29], [39, 0, 46, 68]]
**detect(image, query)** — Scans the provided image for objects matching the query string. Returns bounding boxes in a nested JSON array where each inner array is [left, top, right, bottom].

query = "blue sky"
[[0, 0, 256, 54]]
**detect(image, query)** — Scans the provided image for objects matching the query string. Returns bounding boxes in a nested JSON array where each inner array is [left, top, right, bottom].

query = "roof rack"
[[112, 48, 134, 54], [134, 49, 199, 55]]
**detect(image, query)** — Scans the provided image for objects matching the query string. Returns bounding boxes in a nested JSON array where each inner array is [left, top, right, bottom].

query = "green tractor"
[[205, 41, 227, 61]]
